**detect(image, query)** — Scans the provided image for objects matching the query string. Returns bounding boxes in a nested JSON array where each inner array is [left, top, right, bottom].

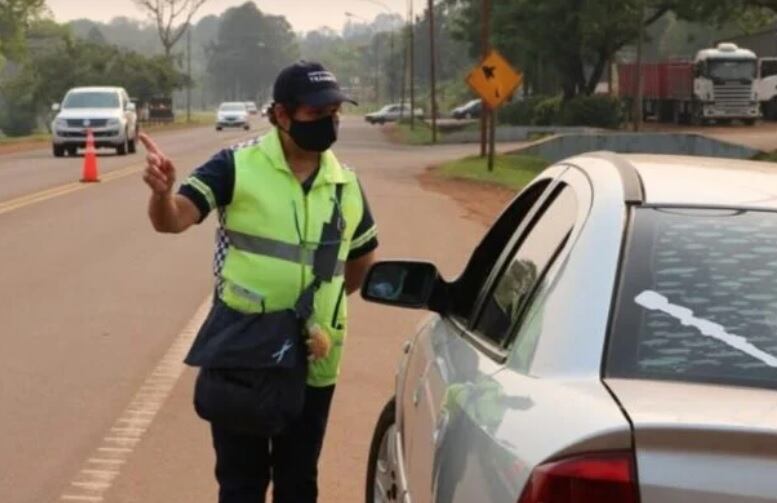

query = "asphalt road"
[[0, 115, 524, 503]]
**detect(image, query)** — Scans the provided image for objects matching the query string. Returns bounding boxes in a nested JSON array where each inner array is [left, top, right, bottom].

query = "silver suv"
[[362, 152, 777, 503], [51, 86, 138, 157]]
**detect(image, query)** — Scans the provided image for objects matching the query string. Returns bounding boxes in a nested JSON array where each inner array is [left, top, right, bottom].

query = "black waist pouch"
[[186, 299, 307, 436]]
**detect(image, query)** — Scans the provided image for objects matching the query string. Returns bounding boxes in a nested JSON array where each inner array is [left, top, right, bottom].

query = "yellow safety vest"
[[219, 128, 365, 386]]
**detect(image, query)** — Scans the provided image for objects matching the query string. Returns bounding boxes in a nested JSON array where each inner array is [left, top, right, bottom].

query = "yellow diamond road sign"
[[466, 49, 523, 110]]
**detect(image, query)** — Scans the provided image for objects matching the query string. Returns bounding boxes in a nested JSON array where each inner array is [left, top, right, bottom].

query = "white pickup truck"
[[364, 103, 424, 125], [50, 86, 139, 157]]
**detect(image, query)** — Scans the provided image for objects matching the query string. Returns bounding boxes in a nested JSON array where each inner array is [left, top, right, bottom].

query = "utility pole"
[[409, 0, 416, 130], [633, 0, 646, 132], [389, 31, 396, 102], [479, 0, 490, 158], [428, 0, 437, 143], [400, 22, 407, 121], [375, 37, 381, 104], [186, 26, 192, 123]]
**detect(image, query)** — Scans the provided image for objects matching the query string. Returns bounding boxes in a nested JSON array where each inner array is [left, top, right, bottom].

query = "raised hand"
[[139, 132, 176, 196]]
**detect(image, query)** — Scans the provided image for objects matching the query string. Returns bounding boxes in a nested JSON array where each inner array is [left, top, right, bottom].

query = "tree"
[[412, 3, 471, 93], [86, 26, 107, 45], [0, 20, 187, 136], [447, 0, 678, 99], [133, 0, 209, 57], [0, 0, 44, 62], [68, 17, 162, 54], [206, 2, 298, 102]]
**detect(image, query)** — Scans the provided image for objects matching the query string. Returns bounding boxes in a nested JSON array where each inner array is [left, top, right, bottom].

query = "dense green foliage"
[[496, 94, 622, 129], [0, 20, 186, 136], [559, 95, 623, 128], [0, 0, 44, 64]]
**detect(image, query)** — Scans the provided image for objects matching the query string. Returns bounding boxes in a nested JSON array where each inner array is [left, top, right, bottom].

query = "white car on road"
[[50, 86, 138, 157], [216, 102, 250, 131], [365, 103, 424, 125]]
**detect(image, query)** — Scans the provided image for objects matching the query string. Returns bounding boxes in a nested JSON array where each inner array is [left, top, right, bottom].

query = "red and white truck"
[[619, 43, 760, 125]]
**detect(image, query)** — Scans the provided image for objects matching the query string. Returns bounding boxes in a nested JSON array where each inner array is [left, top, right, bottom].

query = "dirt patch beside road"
[[417, 165, 516, 226], [0, 139, 50, 156]]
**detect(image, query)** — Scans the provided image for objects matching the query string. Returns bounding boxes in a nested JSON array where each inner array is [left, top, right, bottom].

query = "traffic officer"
[[140, 61, 378, 503]]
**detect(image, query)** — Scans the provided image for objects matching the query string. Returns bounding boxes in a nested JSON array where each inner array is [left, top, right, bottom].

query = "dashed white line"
[[61, 495, 103, 502], [87, 458, 125, 466], [59, 296, 212, 503]]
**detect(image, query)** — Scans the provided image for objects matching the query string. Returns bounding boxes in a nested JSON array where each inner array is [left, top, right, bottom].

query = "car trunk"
[[606, 378, 777, 503]]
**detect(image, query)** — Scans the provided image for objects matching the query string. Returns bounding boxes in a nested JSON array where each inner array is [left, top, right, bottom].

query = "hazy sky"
[[45, 0, 410, 33]]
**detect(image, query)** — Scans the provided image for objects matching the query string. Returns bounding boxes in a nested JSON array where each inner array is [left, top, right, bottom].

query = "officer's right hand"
[[139, 132, 176, 196]]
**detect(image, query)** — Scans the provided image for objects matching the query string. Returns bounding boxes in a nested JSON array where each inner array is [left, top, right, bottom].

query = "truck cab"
[[693, 43, 760, 123]]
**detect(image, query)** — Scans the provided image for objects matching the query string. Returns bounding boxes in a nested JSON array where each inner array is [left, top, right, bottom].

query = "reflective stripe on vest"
[[218, 128, 364, 386], [226, 229, 346, 275]]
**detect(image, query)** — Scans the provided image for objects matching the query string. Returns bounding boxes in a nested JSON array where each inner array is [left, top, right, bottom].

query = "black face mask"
[[287, 114, 338, 152]]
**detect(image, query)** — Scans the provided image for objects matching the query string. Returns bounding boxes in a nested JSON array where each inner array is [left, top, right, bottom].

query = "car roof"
[[220, 102, 246, 106], [575, 153, 777, 210], [67, 87, 123, 93], [626, 154, 777, 209]]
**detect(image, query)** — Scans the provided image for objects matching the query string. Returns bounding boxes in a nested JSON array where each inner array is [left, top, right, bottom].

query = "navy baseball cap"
[[273, 61, 357, 107]]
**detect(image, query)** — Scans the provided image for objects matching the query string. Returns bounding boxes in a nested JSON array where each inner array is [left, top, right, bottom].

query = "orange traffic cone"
[[80, 128, 100, 183]]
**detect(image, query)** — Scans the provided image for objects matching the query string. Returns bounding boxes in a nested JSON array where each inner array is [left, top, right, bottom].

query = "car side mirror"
[[51, 103, 60, 112], [361, 261, 445, 311], [126, 102, 136, 112]]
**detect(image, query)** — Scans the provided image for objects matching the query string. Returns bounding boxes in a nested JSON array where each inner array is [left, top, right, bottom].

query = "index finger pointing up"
[[138, 132, 162, 155]]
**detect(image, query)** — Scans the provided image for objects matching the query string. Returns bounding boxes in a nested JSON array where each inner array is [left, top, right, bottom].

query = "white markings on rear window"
[[635, 290, 777, 367]]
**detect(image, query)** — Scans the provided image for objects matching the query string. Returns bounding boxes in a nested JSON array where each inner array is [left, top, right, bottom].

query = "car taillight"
[[517, 451, 639, 503]]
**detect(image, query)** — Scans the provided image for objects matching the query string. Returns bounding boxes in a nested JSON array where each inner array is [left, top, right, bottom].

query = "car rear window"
[[607, 207, 777, 390], [63, 92, 119, 109]]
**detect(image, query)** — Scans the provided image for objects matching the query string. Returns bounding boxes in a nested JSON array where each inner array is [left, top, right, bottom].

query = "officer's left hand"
[[307, 325, 331, 361]]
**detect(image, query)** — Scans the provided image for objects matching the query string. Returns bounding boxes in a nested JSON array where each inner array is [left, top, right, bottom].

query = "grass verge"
[[391, 120, 437, 145], [436, 154, 549, 190]]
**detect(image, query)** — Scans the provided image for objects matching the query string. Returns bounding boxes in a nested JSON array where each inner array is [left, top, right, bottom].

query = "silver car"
[[216, 102, 250, 131], [51, 86, 138, 157], [362, 152, 777, 503]]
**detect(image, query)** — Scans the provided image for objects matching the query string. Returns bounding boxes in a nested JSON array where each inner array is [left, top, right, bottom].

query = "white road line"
[[71, 482, 111, 491], [59, 296, 212, 503], [87, 459, 125, 466], [61, 495, 103, 502]]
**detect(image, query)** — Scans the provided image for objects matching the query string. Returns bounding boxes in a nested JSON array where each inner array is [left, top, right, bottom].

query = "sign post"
[[466, 49, 523, 171]]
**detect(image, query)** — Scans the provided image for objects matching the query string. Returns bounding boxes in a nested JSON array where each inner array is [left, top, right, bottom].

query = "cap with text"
[[273, 61, 357, 107]]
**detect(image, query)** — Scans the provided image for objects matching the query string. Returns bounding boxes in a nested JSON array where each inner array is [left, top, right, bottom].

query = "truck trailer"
[[619, 43, 760, 125]]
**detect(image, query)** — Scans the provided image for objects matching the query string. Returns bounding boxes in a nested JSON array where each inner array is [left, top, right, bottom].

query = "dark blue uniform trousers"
[[210, 384, 335, 503]]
